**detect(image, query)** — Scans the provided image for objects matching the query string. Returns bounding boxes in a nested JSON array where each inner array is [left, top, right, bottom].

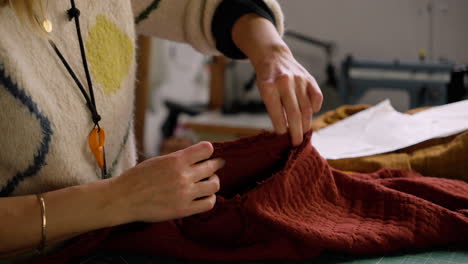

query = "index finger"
[[258, 82, 288, 135], [180, 141, 214, 165], [277, 77, 303, 146]]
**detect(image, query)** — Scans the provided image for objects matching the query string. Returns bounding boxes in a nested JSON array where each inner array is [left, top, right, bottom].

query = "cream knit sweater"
[[0, 0, 283, 197]]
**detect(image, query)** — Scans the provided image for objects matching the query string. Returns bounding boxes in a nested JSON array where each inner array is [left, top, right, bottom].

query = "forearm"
[[232, 14, 290, 66], [0, 178, 126, 256]]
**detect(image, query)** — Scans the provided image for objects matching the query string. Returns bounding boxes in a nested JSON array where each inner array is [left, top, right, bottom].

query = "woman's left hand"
[[232, 14, 323, 146], [252, 45, 323, 146]]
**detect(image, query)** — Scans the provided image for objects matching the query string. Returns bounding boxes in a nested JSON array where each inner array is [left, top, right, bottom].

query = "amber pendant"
[[88, 127, 107, 177]]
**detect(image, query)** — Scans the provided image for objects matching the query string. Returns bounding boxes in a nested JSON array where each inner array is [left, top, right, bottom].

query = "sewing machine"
[[339, 56, 467, 108]]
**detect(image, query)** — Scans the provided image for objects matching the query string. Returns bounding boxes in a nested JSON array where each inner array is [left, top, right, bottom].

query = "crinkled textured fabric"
[[33, 132, 468, 264]]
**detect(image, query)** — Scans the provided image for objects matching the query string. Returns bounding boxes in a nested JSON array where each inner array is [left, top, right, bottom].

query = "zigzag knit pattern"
[[0, 67, 53, 197], [35, 132, 468, 263]]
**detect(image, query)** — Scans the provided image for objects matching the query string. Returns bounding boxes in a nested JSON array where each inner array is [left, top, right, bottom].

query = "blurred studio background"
[[134, 0, 468, 159]]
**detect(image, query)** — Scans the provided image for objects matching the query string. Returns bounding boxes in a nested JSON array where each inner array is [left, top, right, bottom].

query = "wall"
[[278, 0, 468, 110], [279, 0, 467, 72]]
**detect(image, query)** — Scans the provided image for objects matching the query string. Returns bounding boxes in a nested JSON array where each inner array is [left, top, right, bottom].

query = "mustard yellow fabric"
[[312, 105, 468, 182]]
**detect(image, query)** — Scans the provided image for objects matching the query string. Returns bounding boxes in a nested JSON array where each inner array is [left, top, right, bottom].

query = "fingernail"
[[220, 159, 226, 168]]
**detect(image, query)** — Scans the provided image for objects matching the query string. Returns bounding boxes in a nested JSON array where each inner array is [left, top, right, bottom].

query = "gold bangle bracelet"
[[36, 194, 47, 254]]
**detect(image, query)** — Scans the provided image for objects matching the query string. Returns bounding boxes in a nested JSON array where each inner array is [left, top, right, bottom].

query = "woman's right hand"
[[113, 142, 224, 223]]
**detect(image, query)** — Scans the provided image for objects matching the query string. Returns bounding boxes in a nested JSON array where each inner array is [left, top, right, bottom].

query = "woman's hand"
[[232, 14, 323, 146], [253, 45, 323, 146], [113, 142, 224, 223]]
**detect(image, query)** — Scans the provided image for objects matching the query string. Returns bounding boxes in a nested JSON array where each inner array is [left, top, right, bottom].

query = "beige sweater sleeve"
[[131, 0, 284, 55]]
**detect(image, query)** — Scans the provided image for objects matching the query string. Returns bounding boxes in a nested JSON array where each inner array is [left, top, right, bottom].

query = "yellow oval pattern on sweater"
[[86, 15, 134, 95]]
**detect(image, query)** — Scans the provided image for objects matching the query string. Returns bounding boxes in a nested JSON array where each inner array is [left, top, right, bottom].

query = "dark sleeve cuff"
[[212, 0, 277, 60]]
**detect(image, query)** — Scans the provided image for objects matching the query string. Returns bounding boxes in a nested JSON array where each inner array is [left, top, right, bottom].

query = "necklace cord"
[[67, 0, 101, 126], [47, 0, 107, 177], [47, 0, 102, 128], [48, 40, 101, 126]]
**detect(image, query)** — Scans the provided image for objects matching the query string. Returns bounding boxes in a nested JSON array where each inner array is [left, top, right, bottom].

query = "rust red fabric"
[[34, 132, 468, 264]]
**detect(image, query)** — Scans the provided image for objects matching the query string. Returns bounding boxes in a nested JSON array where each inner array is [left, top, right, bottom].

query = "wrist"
[[36, 177, 131, 246], [104, 176, 135, 225], [232, 14, 290, 66], [82, 178, 131, 228], [249, 42, 292, 68]]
